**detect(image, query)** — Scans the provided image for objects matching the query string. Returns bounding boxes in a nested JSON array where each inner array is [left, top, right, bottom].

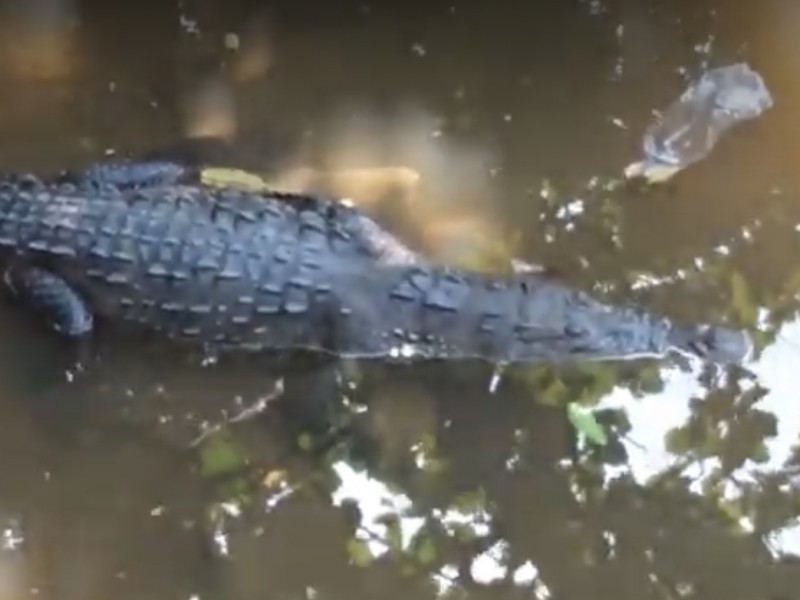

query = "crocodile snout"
[[670, 323, 753, 365]]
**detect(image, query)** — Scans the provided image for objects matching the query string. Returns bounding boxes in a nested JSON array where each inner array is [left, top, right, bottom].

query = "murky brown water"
[[0, 0, 800, 599]]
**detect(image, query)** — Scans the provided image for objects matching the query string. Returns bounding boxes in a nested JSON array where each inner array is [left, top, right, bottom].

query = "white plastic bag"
[[625, 63, 773, 182]]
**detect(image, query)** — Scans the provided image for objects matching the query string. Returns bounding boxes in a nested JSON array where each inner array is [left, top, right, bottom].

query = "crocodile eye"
[[19, 174, 43, 191]]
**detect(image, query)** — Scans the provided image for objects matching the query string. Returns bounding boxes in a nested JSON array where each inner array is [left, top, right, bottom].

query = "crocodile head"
[[667, 323, 753, 365]]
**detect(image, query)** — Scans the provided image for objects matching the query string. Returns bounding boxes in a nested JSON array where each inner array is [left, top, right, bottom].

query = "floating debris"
[[625, 63, 773, 183], [555, 199, 585, 220], [223, 32, 239, 51], [609, 116, 627, 129]]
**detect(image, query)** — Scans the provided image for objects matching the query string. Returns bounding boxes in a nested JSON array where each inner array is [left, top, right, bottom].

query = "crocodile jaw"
[[666, 323, 753, 366]]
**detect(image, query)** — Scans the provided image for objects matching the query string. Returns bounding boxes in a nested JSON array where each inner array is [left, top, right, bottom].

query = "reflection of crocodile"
[[0, 159, 750, 365]]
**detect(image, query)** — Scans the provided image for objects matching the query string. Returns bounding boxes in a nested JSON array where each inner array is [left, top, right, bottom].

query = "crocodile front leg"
[[3, 266, 93, 337]]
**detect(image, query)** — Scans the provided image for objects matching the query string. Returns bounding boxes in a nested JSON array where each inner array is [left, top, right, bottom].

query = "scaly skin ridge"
[[0, 169, 747, 364], [330, 264, 674, 361]]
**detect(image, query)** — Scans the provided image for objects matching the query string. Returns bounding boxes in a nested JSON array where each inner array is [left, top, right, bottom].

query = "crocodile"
[[0, 159, 751, 366]]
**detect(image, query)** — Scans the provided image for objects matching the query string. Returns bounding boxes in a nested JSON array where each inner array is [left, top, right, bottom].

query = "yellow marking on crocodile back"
[[200, 167, 270, 192]]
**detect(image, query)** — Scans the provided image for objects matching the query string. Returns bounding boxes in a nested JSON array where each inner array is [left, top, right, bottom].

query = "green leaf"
[[730, 271, 757, 326], [637, 363, 664, 395], [567, 403, 608, 446], [751, 442, 770, 464], [450, 523, 477, 542], [385, 517, 403, 553], [416, 536, 437, 566], [539, 375, 569, 407], [664, 427, 692, 454], [197, 432, 246, 478], [346, 538, 374, 567], [297, 433, 314, 452], [718, 499, 744, 522], [452, 488, 488, 513], [220, 476, 253, 505]]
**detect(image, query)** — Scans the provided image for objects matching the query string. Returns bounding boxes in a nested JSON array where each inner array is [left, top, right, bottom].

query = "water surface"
[[0, 1, 799, 599]]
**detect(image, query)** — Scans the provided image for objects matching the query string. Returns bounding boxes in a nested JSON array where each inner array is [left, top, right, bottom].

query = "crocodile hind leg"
[[3, 266, 93, 337], [3, 265, 96, 374]]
